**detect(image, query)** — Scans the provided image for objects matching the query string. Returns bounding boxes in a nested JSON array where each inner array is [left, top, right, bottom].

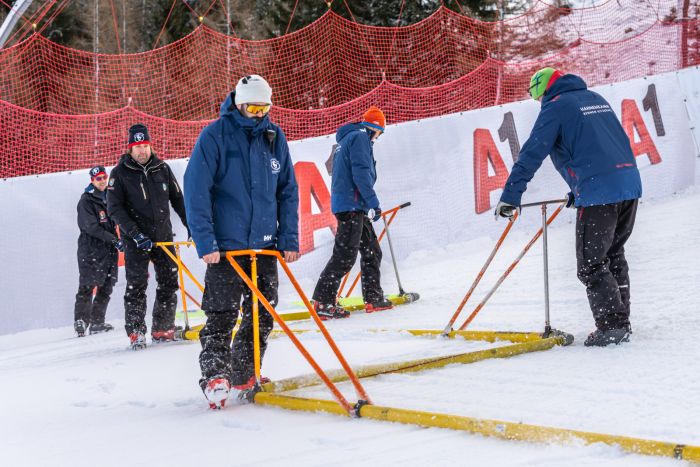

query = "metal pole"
[[382, 216, 405, 295], [541, 203, 551, 334], [0, 0, 34, 48], [175, 244, 190, 330], [252, 255, 261, 384]]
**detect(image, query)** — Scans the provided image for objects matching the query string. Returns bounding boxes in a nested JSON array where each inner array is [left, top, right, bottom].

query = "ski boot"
[[204, 377, 231, 410], [129, 332, 147, 350], [89, 322, 114, 335], [151, 326, 184, 343], [313, 302, 350, 321], [74, 320, 87, 337], [232, 376, 269, 403], [365, 297, 394, 313], [584, 327, 630, 347]]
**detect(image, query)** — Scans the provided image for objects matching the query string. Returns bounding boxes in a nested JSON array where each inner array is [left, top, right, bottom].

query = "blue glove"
[[113, 238, 125, 252], [565, 192, 575, 208], [495, 201, 520, 221], [133, 232, 153, 251], [367, 207, 382, 222]]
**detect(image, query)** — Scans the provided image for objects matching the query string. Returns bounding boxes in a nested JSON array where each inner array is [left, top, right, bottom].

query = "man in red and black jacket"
[[74, 166, 121, 337], [107, 124, 188, 349]]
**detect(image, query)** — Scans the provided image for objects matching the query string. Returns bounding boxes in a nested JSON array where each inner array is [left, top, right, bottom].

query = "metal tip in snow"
[[542, 328, 574, 346]]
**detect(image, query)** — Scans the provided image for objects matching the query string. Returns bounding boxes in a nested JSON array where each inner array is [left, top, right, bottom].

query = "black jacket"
[[107, 153, 187, 242], [77, 184, 118, 286]]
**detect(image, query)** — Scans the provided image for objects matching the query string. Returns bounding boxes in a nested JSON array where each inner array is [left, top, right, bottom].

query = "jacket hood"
[[336, 122, 366, 142], [220, 91, 237, 117], [543, 74, 587, 104]]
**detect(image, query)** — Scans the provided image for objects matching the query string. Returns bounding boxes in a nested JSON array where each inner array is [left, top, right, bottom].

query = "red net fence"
[[1, 0, 699, 178]]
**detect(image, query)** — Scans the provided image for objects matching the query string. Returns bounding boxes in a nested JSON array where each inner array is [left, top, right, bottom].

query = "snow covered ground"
[[1, 188, 699, 466]]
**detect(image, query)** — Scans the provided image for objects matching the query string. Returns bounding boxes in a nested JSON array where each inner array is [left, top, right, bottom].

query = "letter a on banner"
[[473, 129, 510, 214], [294, 162, 337, 255], [621, 99, 662, 165]]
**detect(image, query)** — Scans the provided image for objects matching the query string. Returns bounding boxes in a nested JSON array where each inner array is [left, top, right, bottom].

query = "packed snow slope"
[[1, 189, 699, 467]]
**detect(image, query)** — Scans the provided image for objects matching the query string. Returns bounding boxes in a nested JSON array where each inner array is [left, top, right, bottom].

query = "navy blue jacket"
[[330, 123, 380, 214], [184, 92, 299, 258], [500, 74, 642, 208]]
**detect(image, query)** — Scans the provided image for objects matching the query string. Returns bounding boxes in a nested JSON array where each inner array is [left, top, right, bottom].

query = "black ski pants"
[[312, 211, 384, 305], [199, 254, 278, 388], [123, 242, 179, 335], [576, 199, 638, 331], [74, 272, 116, 326]]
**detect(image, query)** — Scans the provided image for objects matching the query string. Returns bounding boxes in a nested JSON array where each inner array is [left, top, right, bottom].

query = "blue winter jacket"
[[330, 123, 380, 214], [184, 92, 299, 258], [500, 74, 642, 208]]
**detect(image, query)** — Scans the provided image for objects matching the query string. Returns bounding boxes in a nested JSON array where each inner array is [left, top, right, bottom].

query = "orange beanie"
[[362, 106, 386, 132]]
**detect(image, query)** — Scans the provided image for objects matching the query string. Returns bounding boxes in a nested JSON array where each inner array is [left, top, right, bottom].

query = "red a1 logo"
[[294, 161, 337, 255]]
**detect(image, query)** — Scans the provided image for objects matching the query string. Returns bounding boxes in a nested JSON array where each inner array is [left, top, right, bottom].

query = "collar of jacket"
[[542, 74, 588, 104], [85, 183, 107, 202], [121, 153, 165, 173]]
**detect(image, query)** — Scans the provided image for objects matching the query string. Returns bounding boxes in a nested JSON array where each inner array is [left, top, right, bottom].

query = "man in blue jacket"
[[311, 106, 394, 320], [495, 68, 642, 347], [184, 75, 299, 409]]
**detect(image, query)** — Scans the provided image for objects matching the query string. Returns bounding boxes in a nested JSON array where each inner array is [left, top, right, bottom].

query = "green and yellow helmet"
[[528, 67, 563, 101]]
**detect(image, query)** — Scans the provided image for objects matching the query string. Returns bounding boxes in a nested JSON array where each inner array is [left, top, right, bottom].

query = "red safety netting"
[[0, 0, 697, 178]]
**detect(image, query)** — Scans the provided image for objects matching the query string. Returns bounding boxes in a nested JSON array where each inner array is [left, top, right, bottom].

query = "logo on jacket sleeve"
[[99, 210, 107, 222], [162, 183, 167, 191], [270, 158, 281, 174], [108, 178, 115, 187]]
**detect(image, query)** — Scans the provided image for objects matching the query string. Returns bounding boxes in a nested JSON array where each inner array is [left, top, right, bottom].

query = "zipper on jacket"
[[140, 182, 148, 200]]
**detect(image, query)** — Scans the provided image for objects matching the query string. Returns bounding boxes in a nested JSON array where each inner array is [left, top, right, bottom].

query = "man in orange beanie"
[[311, 105, 394, 320]]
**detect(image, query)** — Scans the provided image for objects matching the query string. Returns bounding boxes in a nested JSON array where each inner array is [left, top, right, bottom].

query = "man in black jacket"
[[107, 124, 188, 349], [74, 166, 122, 337]]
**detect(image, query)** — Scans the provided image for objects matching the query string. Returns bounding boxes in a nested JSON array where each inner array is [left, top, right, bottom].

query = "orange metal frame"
[[225, 250, 372, 415], [337, 202, 410, 298], [156, 241, 203, 329], [442, 212, 519, 334], [455, 203, 565, 331]]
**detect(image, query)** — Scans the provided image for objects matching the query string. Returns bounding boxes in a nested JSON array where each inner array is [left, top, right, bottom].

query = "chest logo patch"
[[270, 158, 281, 174], [99, 210, 106, 221], [108, 178, 115, 187], [162, 183, 168, 191]]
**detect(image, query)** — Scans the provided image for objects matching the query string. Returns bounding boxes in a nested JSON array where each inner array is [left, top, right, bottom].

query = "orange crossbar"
[[457, 203, 565, 331], [225, 250, 372, 414], [338, 202, 407, 298]]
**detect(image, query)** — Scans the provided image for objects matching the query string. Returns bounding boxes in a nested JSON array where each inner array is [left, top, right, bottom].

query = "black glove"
[[565, 192, 575, 208], [367, 207, 382, 222], [112, 238, 125, 252], [133, 232, 153, 251], [494, 201, 520, 221]]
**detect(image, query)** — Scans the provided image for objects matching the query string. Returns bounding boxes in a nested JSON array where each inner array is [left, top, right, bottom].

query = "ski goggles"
[[92, 174, 108, 181], [245, 103, 271, 114]]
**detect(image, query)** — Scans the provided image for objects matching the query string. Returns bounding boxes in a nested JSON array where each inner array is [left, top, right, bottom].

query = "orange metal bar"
[[442, 212, 518, 335], [275, 253, 373, 404], [184, 290, 202, 309], [225, 251, 357, 413], [458, 204, 565, 331], [342, 209, 399, 298], [251, 255, 261, 384], [175, 244, 190, 329], [157, 243, 205, 293]]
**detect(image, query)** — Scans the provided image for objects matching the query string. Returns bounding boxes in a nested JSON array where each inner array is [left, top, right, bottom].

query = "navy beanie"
[[128, 124, 151, 147]]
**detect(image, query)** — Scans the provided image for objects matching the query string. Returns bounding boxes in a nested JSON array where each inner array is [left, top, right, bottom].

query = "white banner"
[[1, 68, 697, 335]]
